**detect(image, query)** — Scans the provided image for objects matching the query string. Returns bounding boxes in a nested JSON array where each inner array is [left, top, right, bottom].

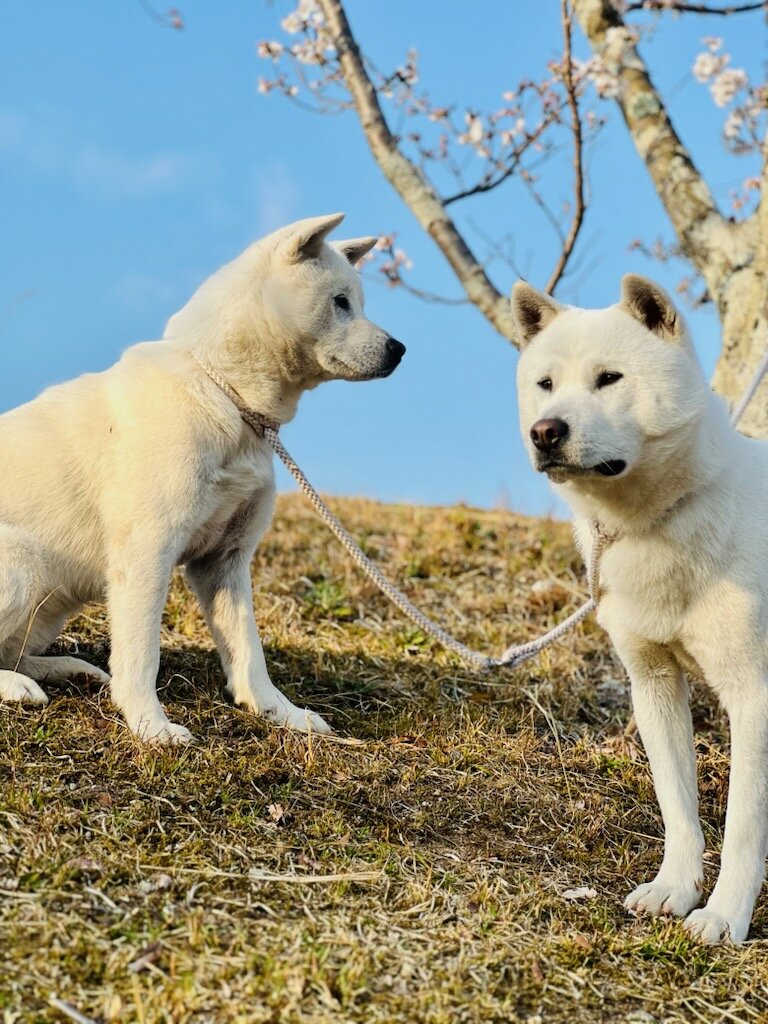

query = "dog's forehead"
[[320, 245, 365, 294], [523, 306, 645, 367]]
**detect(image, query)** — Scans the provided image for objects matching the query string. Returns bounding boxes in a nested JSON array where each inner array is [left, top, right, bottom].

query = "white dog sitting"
[[513, 274, 768, 945], [0, 213, 404, 745]]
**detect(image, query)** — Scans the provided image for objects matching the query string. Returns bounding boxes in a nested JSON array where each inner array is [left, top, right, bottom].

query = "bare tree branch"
[[442, 116, 560, 207], [573, 0, 738, 299], [545, 0, 587, 293], [382, 280, 470, 305], [260, 0, 766, 433], [625, 0, 766, 14], [136, 0, 183, 29], [315, 0, 519, 343]]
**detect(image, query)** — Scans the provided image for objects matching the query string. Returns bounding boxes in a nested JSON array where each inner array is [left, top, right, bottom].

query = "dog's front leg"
[[187, 553, 331, 734], [684, 676, 768, 944], [107, 545, 192, 745], [613, 634, 705, 920]]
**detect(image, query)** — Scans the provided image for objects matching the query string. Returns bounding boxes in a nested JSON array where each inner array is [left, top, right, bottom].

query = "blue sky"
[[1, 2, 763, 516]]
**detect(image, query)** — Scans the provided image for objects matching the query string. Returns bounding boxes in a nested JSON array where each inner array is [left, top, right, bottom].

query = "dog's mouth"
[[594, 459, 627, 477], [326, 356, 398, 382], [538, 458, 627, 480]]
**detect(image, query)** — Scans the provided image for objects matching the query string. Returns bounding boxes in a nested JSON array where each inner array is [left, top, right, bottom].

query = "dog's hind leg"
[[17, 654, 110, 685], [14, 606, 109, 685], [0, 525, 50, 706]]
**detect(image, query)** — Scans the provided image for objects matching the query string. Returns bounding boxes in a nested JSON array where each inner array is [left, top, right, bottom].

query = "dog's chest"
[[667, 640, 706, 681], [599, 533, 696, 643], [186, 441, 274, 560], [215, 453, 268, 511]]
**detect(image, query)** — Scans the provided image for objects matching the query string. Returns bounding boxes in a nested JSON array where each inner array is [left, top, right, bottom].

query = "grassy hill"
[[1, 494, 764, 1023]]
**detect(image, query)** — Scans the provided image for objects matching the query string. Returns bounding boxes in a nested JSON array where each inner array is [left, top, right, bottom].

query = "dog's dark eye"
[[537, 377, 553, 392], [596, 371, 623, 389], [334, 294, 351, 312]]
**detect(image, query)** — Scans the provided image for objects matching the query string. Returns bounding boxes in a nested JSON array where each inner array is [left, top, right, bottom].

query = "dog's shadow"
[[41, 631, 476, 743], [34, 632, 767, 944]]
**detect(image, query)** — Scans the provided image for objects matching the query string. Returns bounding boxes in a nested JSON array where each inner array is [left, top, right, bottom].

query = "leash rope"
[[730, 347, 768, 428], [195, 352, 766, 672]]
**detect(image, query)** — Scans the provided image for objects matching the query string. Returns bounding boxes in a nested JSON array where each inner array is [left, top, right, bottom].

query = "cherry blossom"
[[691, 36, 764, 157], [255, 3, 605, 212]]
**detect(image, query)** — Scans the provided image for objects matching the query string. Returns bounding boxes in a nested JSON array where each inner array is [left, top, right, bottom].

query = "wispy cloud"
[[0, 108, 209, 198], [252, 161, 301, 235], [71, 146, 193, 197], [110, 272, 177, 315]]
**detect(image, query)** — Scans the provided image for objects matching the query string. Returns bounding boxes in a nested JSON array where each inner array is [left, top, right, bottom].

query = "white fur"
[[513, 275, 768, 945], [0, 213, 403, 745]]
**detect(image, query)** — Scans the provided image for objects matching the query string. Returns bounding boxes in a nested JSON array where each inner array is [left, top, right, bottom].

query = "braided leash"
[[195, 355, 765, 672]]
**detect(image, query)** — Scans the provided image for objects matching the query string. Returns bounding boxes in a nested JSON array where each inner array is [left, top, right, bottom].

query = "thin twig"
[[249, 869, 381, 884], [524, 175, 568, 246], [49, 998, 98, 1024], [140, 863, 381, 883], [364, 273, 469, 305], [442, 114, 562, 207], [316, 0, 517, 342], [545, 0, 587, 295], [13, 588, 61, 672], [573, 0, 727, 297], [135, 0, 183, 29], [525, 689, 574, 805], [626, 0, 766, 14]]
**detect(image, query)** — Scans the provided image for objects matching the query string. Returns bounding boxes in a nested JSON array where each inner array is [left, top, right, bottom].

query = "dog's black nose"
[[530, 418, 569, 452], [386, 337, 406, 361]]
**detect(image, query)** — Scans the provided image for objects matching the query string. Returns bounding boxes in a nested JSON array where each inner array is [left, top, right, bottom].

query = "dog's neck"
[[559, 394, 732, 538], [176, 330, 324, 425]]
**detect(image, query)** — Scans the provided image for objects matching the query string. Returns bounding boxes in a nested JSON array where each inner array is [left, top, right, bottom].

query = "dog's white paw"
[[625, 876, 702, 919], [261, 698, 332, 734], [0, 671, 49, 706], [79, 667, 110, 684], [684, 906, 748, 945], [21, 654, 110, 684], [58, 657, 110, 684], [276, 704, 332, 735], [234, 684, 332, 735], [130, 715, 194, 747]]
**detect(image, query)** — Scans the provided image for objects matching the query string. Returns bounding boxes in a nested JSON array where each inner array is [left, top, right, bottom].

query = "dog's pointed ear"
[[510, 281, 564, 348], [281, 213, 345, 262], [333, 236, 378, 267], [620, 274, 681, 340]]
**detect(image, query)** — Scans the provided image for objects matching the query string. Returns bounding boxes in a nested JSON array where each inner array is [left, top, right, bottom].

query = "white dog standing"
[[0, 213, 404, 745], [513, 274, 768, 945]]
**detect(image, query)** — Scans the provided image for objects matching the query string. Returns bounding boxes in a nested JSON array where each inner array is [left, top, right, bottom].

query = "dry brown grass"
[[1, 494, 766, 1023]]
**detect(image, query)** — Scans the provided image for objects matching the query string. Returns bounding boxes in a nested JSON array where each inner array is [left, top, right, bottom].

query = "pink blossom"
[[711, 68, 748, 107], [723, 110, 744, 139], [257, 40, 284, 60], [281, 13, 302, 34], [692, 52, 724, 83]]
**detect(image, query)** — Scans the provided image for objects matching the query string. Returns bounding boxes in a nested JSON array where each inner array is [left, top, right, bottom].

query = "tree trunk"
[[574, 0, 767, 437], [712, 256, 768, 438]]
